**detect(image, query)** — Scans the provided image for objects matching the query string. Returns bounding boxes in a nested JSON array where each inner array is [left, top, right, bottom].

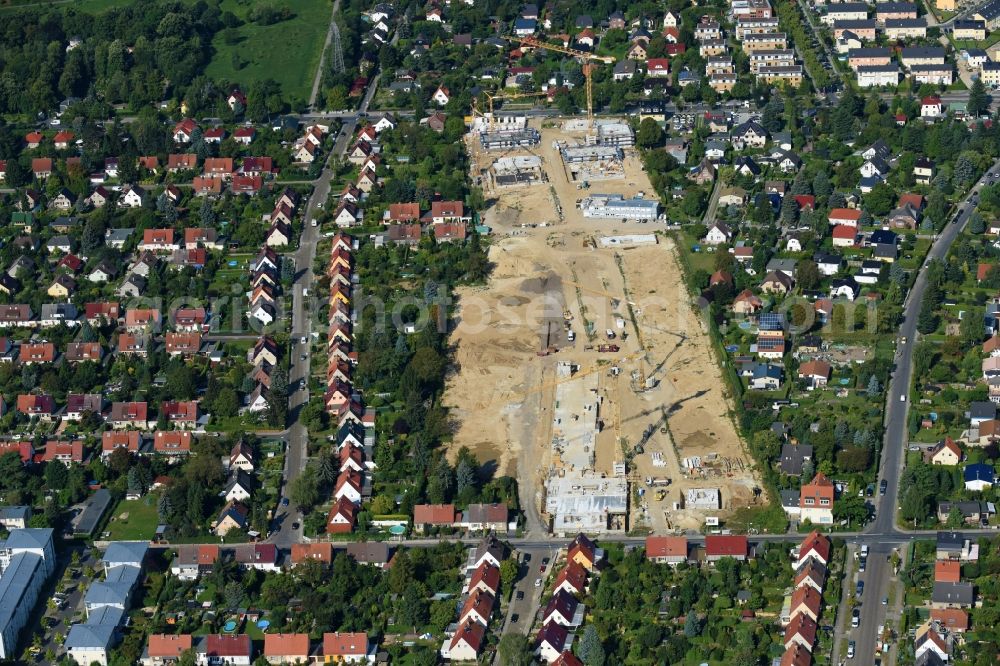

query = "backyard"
[[104, 496, 160, 542]]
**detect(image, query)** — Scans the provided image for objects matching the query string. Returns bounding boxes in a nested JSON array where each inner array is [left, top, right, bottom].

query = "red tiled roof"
[[784, 613, 817, 647], [102, 431, 140, 453], [935, 560, 961, 583], [323, 632, 368, 657], [829, 208, 862, 221], [263, 633, 309, 658], [705, 535, 748, 557], [205, 634, 250, 658], [147, 635, 192, 659], [291, 542, 333, 564], [831, 224, 856, 240], [413, 503, 455, 525], [798, 531, 831, 563], [930, 608, 969, 631], [645, 536, 687, 559]]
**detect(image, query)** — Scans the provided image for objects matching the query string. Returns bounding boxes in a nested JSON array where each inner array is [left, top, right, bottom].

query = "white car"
[[847, 641, 855, 659], [534, 578, 542, 587]]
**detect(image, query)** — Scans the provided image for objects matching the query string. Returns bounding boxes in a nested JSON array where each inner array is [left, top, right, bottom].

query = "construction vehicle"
[[597, 344, 620, 352], [654, 490, 667, 501], [505, 37, 615, 127]]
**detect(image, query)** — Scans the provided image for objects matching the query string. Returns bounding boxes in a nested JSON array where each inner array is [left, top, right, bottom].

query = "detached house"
[[799, 472, 834, 524]]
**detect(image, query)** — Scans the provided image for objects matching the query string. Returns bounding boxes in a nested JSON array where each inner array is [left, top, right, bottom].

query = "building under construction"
[[560, 144, 625, 181], [489, 155, 545, 188], [543, 361, 628, 535], [590, 121, 635, 147], [560, 144, 622, 163], [479, 127, 541, 151]]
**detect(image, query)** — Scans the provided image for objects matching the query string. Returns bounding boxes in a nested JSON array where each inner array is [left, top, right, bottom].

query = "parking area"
[[495, 545, 559, 643], [30, 546, 96, 662]]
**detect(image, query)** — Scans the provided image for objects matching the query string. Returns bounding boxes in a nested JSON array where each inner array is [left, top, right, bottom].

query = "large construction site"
[[443, 116, 762, 535]]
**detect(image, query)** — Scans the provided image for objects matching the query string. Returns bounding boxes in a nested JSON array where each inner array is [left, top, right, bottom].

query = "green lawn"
[[105, 496, 160, 541], [203, 0, 332, 103], [37, 0, 332, 103]]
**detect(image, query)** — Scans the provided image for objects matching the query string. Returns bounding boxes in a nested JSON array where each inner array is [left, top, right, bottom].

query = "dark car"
[[879, 479, 887, 496], [292, 522, 300, 530], [523, 554, 531, 563], [856, 581, 864, 597], [511, 613, 519, 623], [516, 591, 524, 600]]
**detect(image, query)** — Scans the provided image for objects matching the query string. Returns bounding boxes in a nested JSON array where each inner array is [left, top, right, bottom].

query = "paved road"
[[840, 157, 1000, 661], [268, 70, 381, 548], [492, 544, 559, 661]]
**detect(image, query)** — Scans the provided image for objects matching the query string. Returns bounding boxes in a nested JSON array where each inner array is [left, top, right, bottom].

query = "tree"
[[970, 212, 986, 234], [289, 464, 320, 510], [867, 374, 881, 397], [81, 216, 105, 252], [969, 77, 990, 118], [813, 170, 832, 199], [801, 458, 814, 480], [157, 493, 173, 522], [779, 192, 798, 224], [224, 581, 245, 610], [636, 117, 664, 148], [497, 635, 533, 666], [455, 458, 476, 497], [954, 155, 977, 187], [317, 453, 337, 485], [684, 609, 699, 637], [797, 260, 820, 290], [889, 262, 907, 286], [577, 625, 605, 666], [917, 293, 940, 334], [834, 495, 869, 526], [500, 558, 519, 593], [762, 95, 784, 132], [962, 306, 985, 348], [127, 467, 143, 494]]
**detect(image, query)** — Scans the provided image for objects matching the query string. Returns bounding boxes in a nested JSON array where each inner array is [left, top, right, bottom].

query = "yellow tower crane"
[[506, 37, 615, 127]]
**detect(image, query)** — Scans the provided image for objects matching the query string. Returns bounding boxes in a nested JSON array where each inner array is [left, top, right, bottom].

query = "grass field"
[[17, 0, 333, 103], [203, 0, 332, 103], [105, 496, 160, 541]]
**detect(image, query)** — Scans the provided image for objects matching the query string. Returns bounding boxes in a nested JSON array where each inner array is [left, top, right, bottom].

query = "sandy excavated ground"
[[443, 120, 761, 532]]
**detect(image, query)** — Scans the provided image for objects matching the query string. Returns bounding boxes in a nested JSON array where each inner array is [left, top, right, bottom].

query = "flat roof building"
[[0, 529, 54, 659], [581, 194, 660, 221]]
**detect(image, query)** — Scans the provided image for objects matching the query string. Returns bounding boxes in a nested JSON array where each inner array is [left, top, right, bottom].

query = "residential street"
[[835, 155, 1000, 661], [268, 74, 379, 548]]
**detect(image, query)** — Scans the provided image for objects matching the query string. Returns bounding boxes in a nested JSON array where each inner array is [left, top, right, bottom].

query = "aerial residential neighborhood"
[[2, 0, 1000, 662]]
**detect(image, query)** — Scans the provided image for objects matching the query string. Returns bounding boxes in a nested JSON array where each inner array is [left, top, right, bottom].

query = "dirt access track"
[[442, 119, 761, 533]]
